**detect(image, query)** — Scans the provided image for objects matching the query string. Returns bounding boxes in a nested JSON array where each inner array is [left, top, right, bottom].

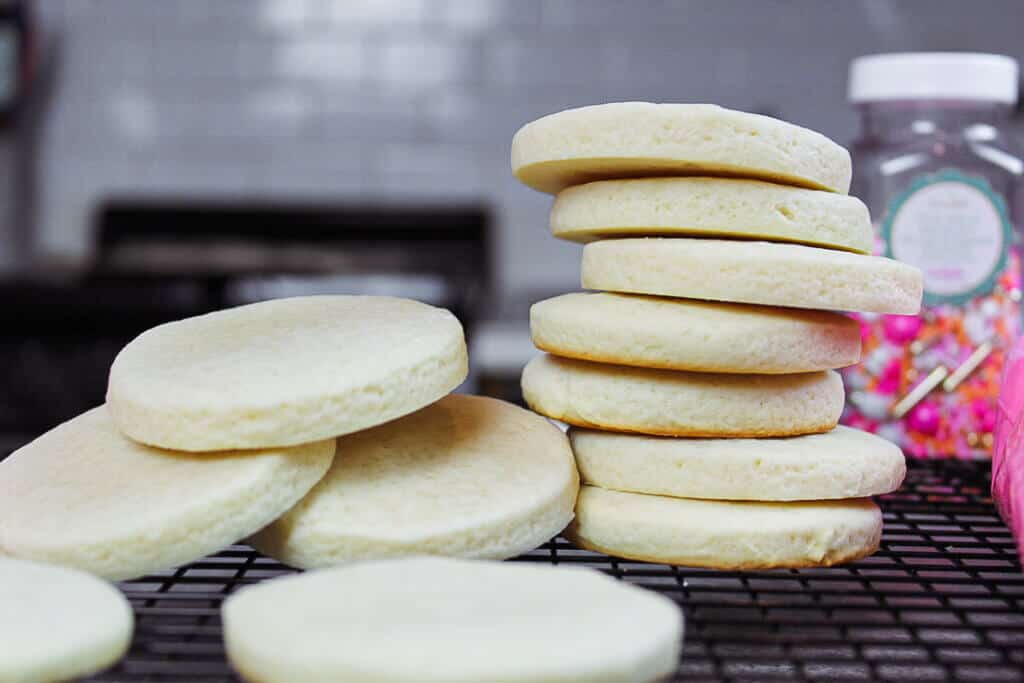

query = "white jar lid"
[[849, 52, 1019, 104]]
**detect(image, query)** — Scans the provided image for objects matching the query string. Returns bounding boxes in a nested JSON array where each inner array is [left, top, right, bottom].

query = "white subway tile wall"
[[34, 0, 1024, 300]]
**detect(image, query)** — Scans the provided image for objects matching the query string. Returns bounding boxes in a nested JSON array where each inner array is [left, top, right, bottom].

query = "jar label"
[[883, 169, 1011, 304]]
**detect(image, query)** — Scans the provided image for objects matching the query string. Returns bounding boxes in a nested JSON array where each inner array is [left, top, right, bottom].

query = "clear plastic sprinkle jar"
[[843, 52, 1022, 459]]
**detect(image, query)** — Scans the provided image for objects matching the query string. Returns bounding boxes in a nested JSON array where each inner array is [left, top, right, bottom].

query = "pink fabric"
[[993, 336, 1024, 562]]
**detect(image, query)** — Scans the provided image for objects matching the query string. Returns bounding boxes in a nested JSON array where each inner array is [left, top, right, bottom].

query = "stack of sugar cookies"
[[512, 102, 925, 569], [0, 296, 581, 585]]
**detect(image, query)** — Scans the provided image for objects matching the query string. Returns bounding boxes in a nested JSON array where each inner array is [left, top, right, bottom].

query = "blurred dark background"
[[2, 0, 1024, 451]]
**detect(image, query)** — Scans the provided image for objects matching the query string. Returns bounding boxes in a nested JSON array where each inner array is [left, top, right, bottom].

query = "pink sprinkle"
[[877, 358, 903, 395], [883, 315, 923, 344], [907, 401, 941, 435]]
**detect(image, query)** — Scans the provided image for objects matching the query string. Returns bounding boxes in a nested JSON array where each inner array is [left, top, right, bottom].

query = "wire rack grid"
[[50, 460, 1021, 682]]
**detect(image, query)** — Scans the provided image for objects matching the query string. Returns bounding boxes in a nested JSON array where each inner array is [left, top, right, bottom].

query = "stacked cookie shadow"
[[512, 102, 925, 569]]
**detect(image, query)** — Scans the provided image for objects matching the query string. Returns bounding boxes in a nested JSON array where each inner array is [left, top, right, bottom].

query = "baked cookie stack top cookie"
[[512, 102, 924, 569]]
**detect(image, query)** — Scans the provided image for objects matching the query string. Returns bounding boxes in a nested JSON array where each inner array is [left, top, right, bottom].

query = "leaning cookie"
[[107, 295, 467, 452], [250, 395, 579, 568], [0, 406, 334, 581]]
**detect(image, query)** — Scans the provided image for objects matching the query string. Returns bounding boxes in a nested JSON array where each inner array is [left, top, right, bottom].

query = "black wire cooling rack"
[[60, 460, 1021, 682]]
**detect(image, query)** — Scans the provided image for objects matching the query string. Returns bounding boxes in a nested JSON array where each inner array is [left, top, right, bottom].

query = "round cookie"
[[521, 354, 843, 437], [223, 557, 683, 683], [571, 425, 906, 501], [551, 177, 872, 252], [568, 486, 882, 569], [530, 292, 860, 374], [0, 406, 335, 581], [250, 394, 579, 568], [0, 557, 133, 683], [511, 102, 852, 194], [107, 295, 468, 451], [582, 237, 923, 315]]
